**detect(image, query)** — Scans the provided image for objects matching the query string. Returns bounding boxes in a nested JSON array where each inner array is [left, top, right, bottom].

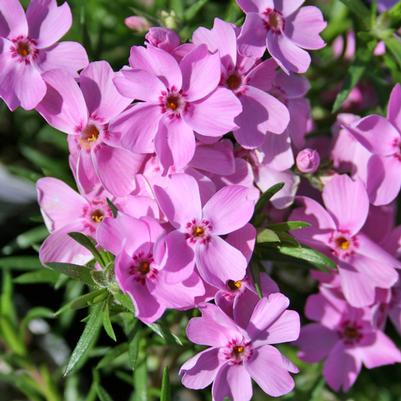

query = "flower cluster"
[[3, 0, 401, 399]]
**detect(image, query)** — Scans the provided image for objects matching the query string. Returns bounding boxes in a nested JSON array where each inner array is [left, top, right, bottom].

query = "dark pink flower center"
[[90, 209, 105, 224], [226, 73, 242, 91], [129, 252, 158, 284], [11, 36, 39, 64], [227, 279, 243, 291], [339, 321, 363, 345], [160, 87, 186, 118], [222, 339, 253, 365], [329, 231, 358, 260], [263, 8, 285, 33], [185, 219, 213, 244], [83, 199, 112, 233]]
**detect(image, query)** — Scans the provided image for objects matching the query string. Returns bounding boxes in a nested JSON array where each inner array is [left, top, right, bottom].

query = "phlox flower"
[[145, 27, 180, 52], [97, 213, 209, 323], [180, 293, 300, 400], [36, 176, 157, 265], [345, 84, 401, 205], [111, 44, 242, 170], [236, 0, 326, 73], [192, 18, 289, 149], [36, 61, 145, 196], [290, 174, 400, 307], [153, 173, 256, 287], [0, 0, 88, 110], [297, 287, 401, 392]]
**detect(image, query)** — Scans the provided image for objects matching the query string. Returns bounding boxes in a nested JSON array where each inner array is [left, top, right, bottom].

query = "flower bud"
[[145, 27, 180, 52], [296, 148, 320, 174], [124, 16, 151, 33]]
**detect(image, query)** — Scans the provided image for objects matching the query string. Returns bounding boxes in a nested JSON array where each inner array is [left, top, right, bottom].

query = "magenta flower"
[[180, 293, 300, 399], [153, 173, 256, 287], [145, 27, 180, 52], [0, 0, 88, 110], [296, 148, 320, 173], [97, 213, 208, 323], [236, 0, 326, 73], [290, 174, 400, 307], [37, 177, 114, 265], [297, 288, 401, 392], [111, 44, 242, 170], [346, 84, 401, 205], [192, 18, 289, 149], [36, 61, 145, 196]]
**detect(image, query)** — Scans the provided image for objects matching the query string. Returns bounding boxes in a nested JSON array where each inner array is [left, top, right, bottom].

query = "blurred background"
[[1, 0, 401, 400]]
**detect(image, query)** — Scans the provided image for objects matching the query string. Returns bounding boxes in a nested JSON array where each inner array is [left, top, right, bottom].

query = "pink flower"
[[145, 27, 180, 52], [36, 61, 145, 196], [345, 84, 401, 205], [180, 294, 300, 399], [192, 18, 289, 149], [297, 287, 401, 392], [153, 173, 256, 287], [124, 16, 150, 32], [111, 44, 242, 170], [97, 213, 209, 323], [290, 174, 400, 307], [236, 0, 326, 73], [0, 0, 88, 110], [296, 148, 320, 173]]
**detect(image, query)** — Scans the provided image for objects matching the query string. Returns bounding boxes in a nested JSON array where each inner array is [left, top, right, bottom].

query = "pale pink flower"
[[0, 0, 88, 110]]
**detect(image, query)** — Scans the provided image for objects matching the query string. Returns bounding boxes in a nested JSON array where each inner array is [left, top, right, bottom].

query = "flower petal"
[[154, 173, 202, 229], [0, 0, 28, 38], [27, 0, 72, 48], [203, 185, 255, 235], [184, 87, 242, 137]]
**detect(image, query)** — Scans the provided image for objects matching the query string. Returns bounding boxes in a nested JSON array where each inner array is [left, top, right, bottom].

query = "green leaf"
[[256, 229, 281, 243], [184, 0, 208, 21], [114, 291, 135, 313], [332, 56, 366, 112], [64, 302, 104, 376], [21, 307, 54, 332], [46, 262, 94, 286], [96, 385, 114, 401], [339, 0, 370, 29], [68, 232, 106, 268], [96, 343, 128, 369], [1, 271, 16, 326], [128, 328, 141, 371], [149, 322, 183, 345], [106, 198, 118, 218], [2, 226, 48, 254], [55, 288, 108, 316], [170, 0, 184, 18], [102, 301, 117, 341], [254, 183, 284, 215], [14, 269, 60, 285], [277, 246, 337, 272], [384, 36, 401, 69], [134, 349, 148, 401], [160, 367, 171, 401], [266, 221, 311, 232], [0, 316, 26, 355], [0, 256, 42, 270]]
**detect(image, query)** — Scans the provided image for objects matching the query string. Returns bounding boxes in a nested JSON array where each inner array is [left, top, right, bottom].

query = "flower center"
[[185, 219, 213, 244], [82, 124, 100, 143], [232, 345, 245, 357], [192, 225, 205, 237], [340, 322, 363, 345], [335, 236, 350, 251], [226, 73, 242, 91], [222, 339, 253, 365], [11, 37, 39, 64], [91, 209, 105, 224], [227, 280, 242, 291], [17, 42, 30, 57], [129, 253, 157, 284], [263, 8, 285, 33], [138, 260, 151, 275], [166, 95, 180, 111]]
